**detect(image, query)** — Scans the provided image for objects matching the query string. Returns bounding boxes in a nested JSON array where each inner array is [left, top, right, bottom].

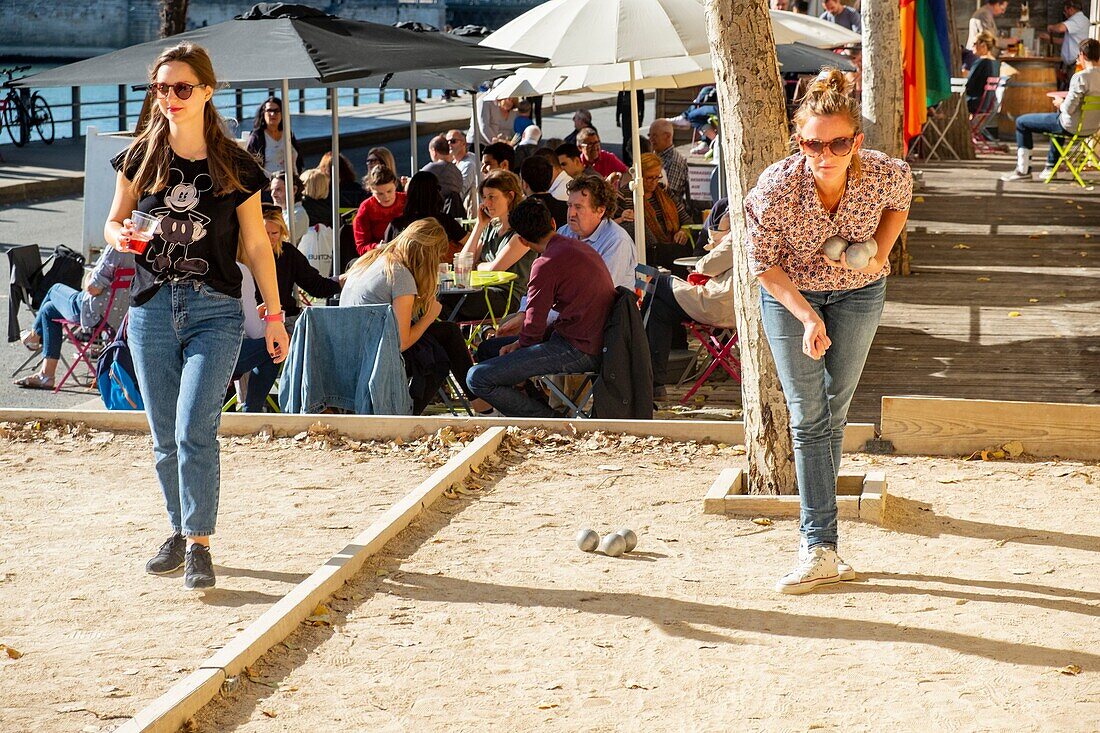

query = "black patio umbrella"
[[777, 42, 856, 74], [16, 3, 542, 273]]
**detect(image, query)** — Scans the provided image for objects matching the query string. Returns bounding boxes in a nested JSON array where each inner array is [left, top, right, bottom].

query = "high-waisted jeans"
[[128, 282, 244, 537], [760, 278, 886, 550]]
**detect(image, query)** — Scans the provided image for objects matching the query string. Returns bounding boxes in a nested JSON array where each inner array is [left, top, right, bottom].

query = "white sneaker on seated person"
[[999, 168, 1034, 181]]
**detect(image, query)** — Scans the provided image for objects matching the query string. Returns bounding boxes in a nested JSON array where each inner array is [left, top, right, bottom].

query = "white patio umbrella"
[[769, 10, 862, 48], [482, 76, 542, 101], [481, 0, 713, 260]]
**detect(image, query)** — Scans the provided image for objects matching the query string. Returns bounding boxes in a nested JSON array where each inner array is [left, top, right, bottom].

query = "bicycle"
[[2, 65, 55, 147]]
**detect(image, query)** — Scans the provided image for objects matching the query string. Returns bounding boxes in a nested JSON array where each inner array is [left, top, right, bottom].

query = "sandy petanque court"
[[1, 422, 1098, 732]]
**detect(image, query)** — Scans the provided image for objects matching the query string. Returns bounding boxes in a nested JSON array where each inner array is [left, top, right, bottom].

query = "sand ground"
[[0, 420, 475, 733], [176, 432, 1100, 733]]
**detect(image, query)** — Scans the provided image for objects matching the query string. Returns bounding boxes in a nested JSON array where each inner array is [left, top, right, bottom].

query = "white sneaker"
[[1039, 168, 1057, 180], [999, 169, 1033, 182], [800, 537, 855, 581], [776, 545, 843, 595]]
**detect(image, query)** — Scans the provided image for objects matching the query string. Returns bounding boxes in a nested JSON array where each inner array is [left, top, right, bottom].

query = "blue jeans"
[[33, 283, 83, 360], [234, 337, 280, 412], [1015, 112, 1069, 166], [128, 283, 244, 537], [467, 332, 599, 417], [760, 278, 886, 550]]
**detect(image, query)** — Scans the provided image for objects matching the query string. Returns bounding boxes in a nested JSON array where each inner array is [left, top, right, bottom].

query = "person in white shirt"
[[271, 172, 307, 245], [469, 97, 516, 145], [1002, 38, 1100, 181], [446, 128, 480, 215], [1044, 0, 1091, 89]]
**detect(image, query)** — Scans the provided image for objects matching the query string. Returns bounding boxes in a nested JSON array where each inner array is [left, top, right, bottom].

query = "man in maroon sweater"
[[466, 198, 616, 417]]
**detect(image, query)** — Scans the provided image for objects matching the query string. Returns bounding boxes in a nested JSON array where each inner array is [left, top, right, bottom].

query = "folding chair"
[[52, 268, 135, 392], [633, 263, 660, 327], [5, 244, 65, 379], [678, 322, 741, 405], [534, 372, 598, 418], [1043, 96, 1100, 188], [922, 98, 963, 160], [969, 77, 1009, 154], [437, 373, 474, 416]]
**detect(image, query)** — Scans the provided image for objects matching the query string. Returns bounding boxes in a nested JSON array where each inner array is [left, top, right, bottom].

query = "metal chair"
[[51, 267, 135, 392], [1043, 95, 1100, 188], [969, 77, 1009, 154], [678, 322, 741, 405]]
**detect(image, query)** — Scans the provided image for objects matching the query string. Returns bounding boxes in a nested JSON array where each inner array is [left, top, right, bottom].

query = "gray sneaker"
[[184, 544, 216, 590], [146, 533, 185, 575]]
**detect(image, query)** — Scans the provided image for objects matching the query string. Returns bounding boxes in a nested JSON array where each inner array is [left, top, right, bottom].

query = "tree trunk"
[[942, 0, 976, 160], [862, 0, 911, 276], [160, 0, 190, 38], [703, 0, 797, 496]]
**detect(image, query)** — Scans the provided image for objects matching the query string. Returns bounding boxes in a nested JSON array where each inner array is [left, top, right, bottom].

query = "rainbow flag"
[[902, 0, 954, 147]]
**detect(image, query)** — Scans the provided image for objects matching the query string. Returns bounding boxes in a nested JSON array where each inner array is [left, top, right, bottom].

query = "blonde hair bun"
[[807, 67, 850, 98]]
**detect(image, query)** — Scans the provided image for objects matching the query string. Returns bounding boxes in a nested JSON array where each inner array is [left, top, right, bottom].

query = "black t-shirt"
[[111, 148, 268, 305]]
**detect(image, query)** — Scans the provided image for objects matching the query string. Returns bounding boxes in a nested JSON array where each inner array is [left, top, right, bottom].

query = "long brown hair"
[[122, 42, 254, 197], [346, 218, 448, 313]]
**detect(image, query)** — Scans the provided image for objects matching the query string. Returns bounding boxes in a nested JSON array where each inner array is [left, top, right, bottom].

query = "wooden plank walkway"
[[666, 155, 1100, 424]]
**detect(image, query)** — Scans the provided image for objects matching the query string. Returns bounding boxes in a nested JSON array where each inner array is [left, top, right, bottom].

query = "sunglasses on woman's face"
[[149, 82, 208, 100], [264, 107, 281, 115], [367, 157, 381, 165], [799, 136, 856, 158]]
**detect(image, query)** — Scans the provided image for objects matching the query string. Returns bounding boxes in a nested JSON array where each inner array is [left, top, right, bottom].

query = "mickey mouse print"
[[146, 168, 213, 280]]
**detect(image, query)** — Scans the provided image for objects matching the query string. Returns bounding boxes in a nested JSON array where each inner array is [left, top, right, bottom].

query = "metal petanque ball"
[[576, 529, 600, 553], [615, 529, 638, 553], [844, 241, 875, 269], [598, 532, 627, 557], [822, 235, 848, 261]]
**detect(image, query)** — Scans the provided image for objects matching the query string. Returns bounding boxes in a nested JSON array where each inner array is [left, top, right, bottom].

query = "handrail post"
[[71, 86, 81, 139], [235, 89, 244, 126], [117, 85, 127, 132]]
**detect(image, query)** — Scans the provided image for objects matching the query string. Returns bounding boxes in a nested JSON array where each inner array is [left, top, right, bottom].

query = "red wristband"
[[263, 311, 285, 323]]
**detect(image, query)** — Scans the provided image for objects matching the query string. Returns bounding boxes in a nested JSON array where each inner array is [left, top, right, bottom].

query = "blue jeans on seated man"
[[759, 278, 886, 551], [233, 338, 280, 412], [1015, 112, 1069, 167], [128, 283, 244, 537], [467, 332, 599, 418], [33, 283, 83, 360]]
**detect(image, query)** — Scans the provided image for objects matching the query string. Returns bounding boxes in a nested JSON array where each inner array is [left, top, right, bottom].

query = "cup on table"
[[438, 263, 453, 290], [127, 210, 161, 254], [453, 253, 473, 288]]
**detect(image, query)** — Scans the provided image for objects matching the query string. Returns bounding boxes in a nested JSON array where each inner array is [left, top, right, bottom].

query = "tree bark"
[[941, 0, 976, 160], [862, 0, 911, 275], [160, 0, 190, 38], [703, 0, 797, 496]]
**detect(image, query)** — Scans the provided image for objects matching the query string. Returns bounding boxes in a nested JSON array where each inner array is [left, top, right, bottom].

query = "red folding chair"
[[52, 268, 135, 393], [969, 77, 1009, 154], [679, 322, 741, 405]]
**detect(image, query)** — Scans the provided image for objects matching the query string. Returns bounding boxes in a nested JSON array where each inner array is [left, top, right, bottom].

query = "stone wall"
[[1, 0, 446, 58]]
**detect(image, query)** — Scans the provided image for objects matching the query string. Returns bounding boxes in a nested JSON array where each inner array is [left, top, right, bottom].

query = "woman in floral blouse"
[[744, 68, 912, 595]]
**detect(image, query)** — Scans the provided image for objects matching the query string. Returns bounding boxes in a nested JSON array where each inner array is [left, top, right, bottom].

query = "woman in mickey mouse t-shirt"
[[106, 42, 289, 591]]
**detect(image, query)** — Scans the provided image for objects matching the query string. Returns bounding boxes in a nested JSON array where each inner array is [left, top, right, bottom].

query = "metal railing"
[[25, 84, 447, 142]]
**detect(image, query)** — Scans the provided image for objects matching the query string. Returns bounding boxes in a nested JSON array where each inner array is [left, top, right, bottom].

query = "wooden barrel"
[[998, 57, 1061, 139]]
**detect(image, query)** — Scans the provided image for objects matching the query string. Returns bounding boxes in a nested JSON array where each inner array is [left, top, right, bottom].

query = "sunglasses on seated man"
[[147, 82, 210, 100], [798, 136, 856, 158]]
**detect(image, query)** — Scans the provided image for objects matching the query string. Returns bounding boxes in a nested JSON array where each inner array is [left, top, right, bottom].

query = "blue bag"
[[96, 315, 144, 411]]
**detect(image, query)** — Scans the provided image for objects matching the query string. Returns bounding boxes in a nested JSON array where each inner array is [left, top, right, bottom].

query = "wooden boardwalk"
[[666, 155, 1100, 424]]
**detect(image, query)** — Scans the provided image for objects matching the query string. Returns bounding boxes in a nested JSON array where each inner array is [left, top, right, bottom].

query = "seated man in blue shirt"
[[466, 198, 617, 417], [480, 174, 636, 357], [820, 0, 861, 33]]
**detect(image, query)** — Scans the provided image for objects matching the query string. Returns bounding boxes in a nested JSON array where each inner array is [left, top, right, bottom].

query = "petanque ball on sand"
[[598, 533, 627, 557], [822, 235, 848, 261], [844, 241, 874, 269], [576, 529, 600, 553], [615, 529, 638, 553]]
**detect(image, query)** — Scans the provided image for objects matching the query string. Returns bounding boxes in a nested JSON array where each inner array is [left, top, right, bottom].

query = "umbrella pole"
[[281, 78, 295, 252], [410, 92, 418, 173], [471, 92, 482, 211], [330, 88, 341, 275], [629, 61, 646, 265]]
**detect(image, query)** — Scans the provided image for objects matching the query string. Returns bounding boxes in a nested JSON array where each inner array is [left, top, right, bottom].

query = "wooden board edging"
[[0, 408, 876, 450], [881, 397, 1100, 460], [114, 426, 506, 733]]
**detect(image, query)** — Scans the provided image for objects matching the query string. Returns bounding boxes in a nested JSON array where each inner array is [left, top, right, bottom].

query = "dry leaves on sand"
[[1, 644, 23, 659]]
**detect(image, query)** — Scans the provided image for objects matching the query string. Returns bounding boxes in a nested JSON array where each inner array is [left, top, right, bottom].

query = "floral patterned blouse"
[[744, 148, 912, 291]]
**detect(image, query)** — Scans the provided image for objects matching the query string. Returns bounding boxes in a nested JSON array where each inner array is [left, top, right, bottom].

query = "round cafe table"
[[674, 256, 701, 268]]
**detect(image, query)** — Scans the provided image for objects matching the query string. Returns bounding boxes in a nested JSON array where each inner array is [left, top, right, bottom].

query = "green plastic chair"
[[1043, 95, 1100, 188]]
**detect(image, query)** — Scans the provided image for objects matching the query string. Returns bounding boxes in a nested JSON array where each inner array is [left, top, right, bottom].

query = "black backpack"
[[31, 245, 86, 309]]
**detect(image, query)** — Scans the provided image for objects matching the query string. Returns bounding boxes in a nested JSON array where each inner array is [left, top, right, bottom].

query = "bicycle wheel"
[[31, 94, 54, 145], [2, 93, 23, 146]]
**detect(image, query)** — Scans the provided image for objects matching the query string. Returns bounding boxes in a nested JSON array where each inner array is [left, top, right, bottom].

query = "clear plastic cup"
[[128, 210, 160, 254], [453, 253, 472, 288]]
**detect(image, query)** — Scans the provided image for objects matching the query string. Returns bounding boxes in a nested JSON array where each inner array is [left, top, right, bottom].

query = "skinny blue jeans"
[[1014, 112, 1069, 166], [128, 282, 244, 537], [760, 278, 886, 550], [33, 283, 82, 360]]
